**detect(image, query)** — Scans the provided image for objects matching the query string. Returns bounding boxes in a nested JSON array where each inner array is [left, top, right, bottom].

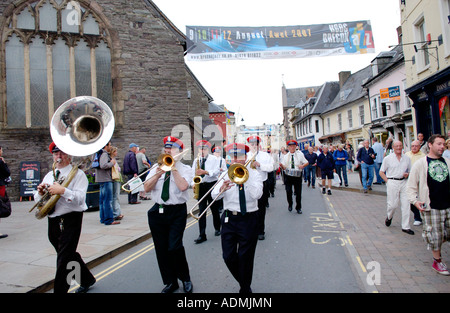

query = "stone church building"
[[0, 0, 216, 199]]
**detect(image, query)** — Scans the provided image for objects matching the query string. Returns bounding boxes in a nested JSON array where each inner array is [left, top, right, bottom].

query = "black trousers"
[[198, 181, 221, 238], [257, 179, 269, 236], [285, 174, 303, 210], [147, 203, 190, 285], [48, 212, 95, 293], [221, 210, 259, 293], [127, 174, 138, 203]]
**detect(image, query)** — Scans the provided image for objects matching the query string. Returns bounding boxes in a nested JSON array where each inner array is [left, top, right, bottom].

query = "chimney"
[[396, 26, 402, 45], [338, 71, 351, 88]]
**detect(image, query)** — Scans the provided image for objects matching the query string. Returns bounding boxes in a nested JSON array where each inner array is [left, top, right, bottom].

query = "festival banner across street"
[[186, 21, 375, 61]]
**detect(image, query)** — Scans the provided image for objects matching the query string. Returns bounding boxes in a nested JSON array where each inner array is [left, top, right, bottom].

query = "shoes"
[[288, 206, 293, 212], [345, 184, 348, 187], [363, 189, 368, 194], [115, 215, 124, 221], [307, 182, 310, 187], [194, 236, 207, 244], [258, 234, 265, 240], [413, 220, 422, 226], [0, 234, 8, 239], [327, 190, 332, 195], [373, 182, 382, 185], [215, 230, 221, 236], [322, 188, 326, 194], [75, 278, 96, 293], [106, 221, 120, 225], [312, 186, 315, 189], [368, 187, 372, 191], [432, 259, 450, 276], [385, 217, 392, 227], [183, 280, 193, 293], [297, 209, 302, 214], [161, 282, 179, 293], [402, 229, 414, 235], [139, 196, 151, 200], [129, 201, 141, 204]]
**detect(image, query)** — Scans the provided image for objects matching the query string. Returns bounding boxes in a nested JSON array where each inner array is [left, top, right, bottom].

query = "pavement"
[[0, 171, 448, 293]]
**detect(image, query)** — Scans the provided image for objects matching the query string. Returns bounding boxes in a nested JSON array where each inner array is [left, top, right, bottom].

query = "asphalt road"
[[72, 183, 363, 294]]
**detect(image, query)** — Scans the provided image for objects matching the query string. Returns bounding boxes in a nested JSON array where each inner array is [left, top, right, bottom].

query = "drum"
[[284, 169, 302, 177]]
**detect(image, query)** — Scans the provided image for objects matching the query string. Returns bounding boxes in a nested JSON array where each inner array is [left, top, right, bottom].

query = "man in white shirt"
[[212, 143, 263, 293], [191, 140, 221, 243], [247, 135, 273, 240], [34, 142, 95, 293], [372, 137, 385, 185], [379, 140, 413, 235], [143, 136, 194, 293], [279, 140, 308, 213]]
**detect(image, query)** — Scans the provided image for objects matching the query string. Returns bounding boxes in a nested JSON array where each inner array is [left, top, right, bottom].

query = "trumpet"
[[193, 153, 202, 200], [121, 149, 190, 193], [189, 153, 256, 220]]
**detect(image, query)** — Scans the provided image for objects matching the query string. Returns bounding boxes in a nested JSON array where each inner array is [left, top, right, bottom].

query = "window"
[[3, 0, 113, 128], [371, 97, 378, 119], [347, 109, 353, 128], [327, 117, 330, 133], [394, 101, 400, 113], [337, 113, 342, 131], [315, 120, 319, 133], [359, 105, 365, 125], [414, 16, 430, 71], [438, 0, 450, 57]]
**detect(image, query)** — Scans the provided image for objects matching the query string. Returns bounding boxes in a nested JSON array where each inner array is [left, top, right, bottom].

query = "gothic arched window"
[[2, 0, 113, 128]]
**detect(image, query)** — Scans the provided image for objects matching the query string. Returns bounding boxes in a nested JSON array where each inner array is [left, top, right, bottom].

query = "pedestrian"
[[407, 134, 450, 275], [247, 135, 273, 240], [136, 147, 151, 201], [34, 142, 96, 293], [144, 136, 194, 292], [417, 133, 428, 154], [192, 139, 221, 244], [384, 137, 393, 157], [268, 149, 279, 197], [443, 138, 450, 159], [279, 140, 308, 213], [356, 139, 376, 193], [109, 146, 123, 221], [0, 146, 11, 239], [372, 137, 385, 185], [211, 143, 263, 293], [123, 143, 140, 204], [304, 146, 317, 188], [405, 140, 426, 226], [317, 145, 335, 195], [95, 142, 119, 225], [379, 140, 413, 235], [345, 143, 354, 172], [333, 144, 348, 187]]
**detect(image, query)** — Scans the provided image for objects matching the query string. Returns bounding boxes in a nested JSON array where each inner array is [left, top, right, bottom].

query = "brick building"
[[0, 0, 214, 199]]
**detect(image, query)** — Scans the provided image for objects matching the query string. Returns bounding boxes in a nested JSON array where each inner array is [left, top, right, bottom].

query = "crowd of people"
[[0, 132, 449, 294]]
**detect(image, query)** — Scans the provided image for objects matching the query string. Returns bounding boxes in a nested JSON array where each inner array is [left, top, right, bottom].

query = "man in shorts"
[[317, 145, 335, 195], [407, 134, 450, 275]]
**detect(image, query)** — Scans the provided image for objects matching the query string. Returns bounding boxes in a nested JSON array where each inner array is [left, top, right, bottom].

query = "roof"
[[321, 65, 372, 115], [284, 86, 321, 108]]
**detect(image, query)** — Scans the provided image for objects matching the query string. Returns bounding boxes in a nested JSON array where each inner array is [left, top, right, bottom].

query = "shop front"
[[406, 67, 450, 139]]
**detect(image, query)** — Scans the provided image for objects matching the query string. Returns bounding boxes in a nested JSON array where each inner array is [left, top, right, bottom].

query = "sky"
[[151, 0, 402, 126]]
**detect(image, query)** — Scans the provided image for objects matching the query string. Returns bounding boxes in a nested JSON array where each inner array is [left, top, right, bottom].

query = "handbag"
[[111, 164, 120, 181], [0, 192, 11, 218]]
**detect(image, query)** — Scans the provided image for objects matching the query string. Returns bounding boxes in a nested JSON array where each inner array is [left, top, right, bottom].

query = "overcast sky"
[[151, 0, 402, 126]]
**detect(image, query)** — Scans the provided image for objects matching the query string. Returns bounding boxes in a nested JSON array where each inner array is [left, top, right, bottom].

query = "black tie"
[[55, 170, 61, 182], [238, 184, 246, 215], [161, 171, 170, 201], [291, 154, 295, 169]]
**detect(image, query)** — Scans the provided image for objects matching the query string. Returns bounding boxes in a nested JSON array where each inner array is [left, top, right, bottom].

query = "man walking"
[[357, 139, 376, 193], [372, 137, 384, 185]]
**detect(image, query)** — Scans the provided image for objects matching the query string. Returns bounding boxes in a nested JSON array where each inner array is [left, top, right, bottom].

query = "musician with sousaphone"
[[211, 143, 263, 293], [279, 140, 309, 214], [191, 139, 222, 244], [143, 136, 194, 293]]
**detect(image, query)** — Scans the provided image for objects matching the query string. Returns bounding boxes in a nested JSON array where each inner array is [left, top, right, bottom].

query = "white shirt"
[[281, 150, 308, 170], [380, 153, 411, 179], [147, 162, 193, 205], [191, 154, 221, 183], [247, 150, 274, 181], [211, 167, 263, 213], [33, 164, 89, 217]]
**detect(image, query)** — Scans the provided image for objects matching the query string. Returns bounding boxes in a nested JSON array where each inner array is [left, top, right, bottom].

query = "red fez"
[[286, 140, 298, 146], [163, 136, 184, 150], [195, 140, 211, 148], [49, 142, 61, 154], [225, 143, 249, 156], [247, 135, 261, 143]]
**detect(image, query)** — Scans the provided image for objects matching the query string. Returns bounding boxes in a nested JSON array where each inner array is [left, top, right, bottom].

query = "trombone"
[[189, 153, 256, 220], [121, 149, 190, 193]]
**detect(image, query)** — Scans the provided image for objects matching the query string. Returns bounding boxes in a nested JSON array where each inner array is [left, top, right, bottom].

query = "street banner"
[[186, 20, 375, 61]]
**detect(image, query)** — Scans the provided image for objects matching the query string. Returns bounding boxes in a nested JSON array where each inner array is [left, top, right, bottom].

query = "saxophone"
[[193, 153, 202, 199]]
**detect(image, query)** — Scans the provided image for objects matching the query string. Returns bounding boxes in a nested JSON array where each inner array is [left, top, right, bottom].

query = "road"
[[72, 183, 364, 294]]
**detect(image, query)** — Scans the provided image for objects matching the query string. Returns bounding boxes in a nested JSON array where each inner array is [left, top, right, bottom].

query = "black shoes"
[[75, 278, 96, 293], [385, 217, 392, 227], [288, 206, 292, 212], [161, 281, 193, 293], [402, 229, 414, 235], [297, 209, 302, 214], [194, 236, 207, 244]]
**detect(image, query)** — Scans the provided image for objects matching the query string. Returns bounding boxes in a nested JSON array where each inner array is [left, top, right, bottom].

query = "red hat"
[[247, 135, 261, 143], [211, 146, 222, 153], [286, 140, 298, 146], [163, 136, 184, 150], [49, 142, 61, 154], [225, 143, 249, 156], [195, 140, 211, 148]]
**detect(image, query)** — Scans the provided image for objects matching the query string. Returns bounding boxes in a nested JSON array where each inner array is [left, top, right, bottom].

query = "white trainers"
[[413, 221, 422, 226], [432, 259, 450, 276]]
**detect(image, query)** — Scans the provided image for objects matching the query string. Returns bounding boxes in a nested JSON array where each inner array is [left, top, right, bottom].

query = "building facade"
[[0, 0, 214, 199]]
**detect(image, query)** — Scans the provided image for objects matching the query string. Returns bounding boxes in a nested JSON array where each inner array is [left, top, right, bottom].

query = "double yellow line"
[[69, 213, 204, 292]]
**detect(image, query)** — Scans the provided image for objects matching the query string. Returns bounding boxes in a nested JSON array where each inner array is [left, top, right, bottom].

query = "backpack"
[[91, 149, 104, 169]]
